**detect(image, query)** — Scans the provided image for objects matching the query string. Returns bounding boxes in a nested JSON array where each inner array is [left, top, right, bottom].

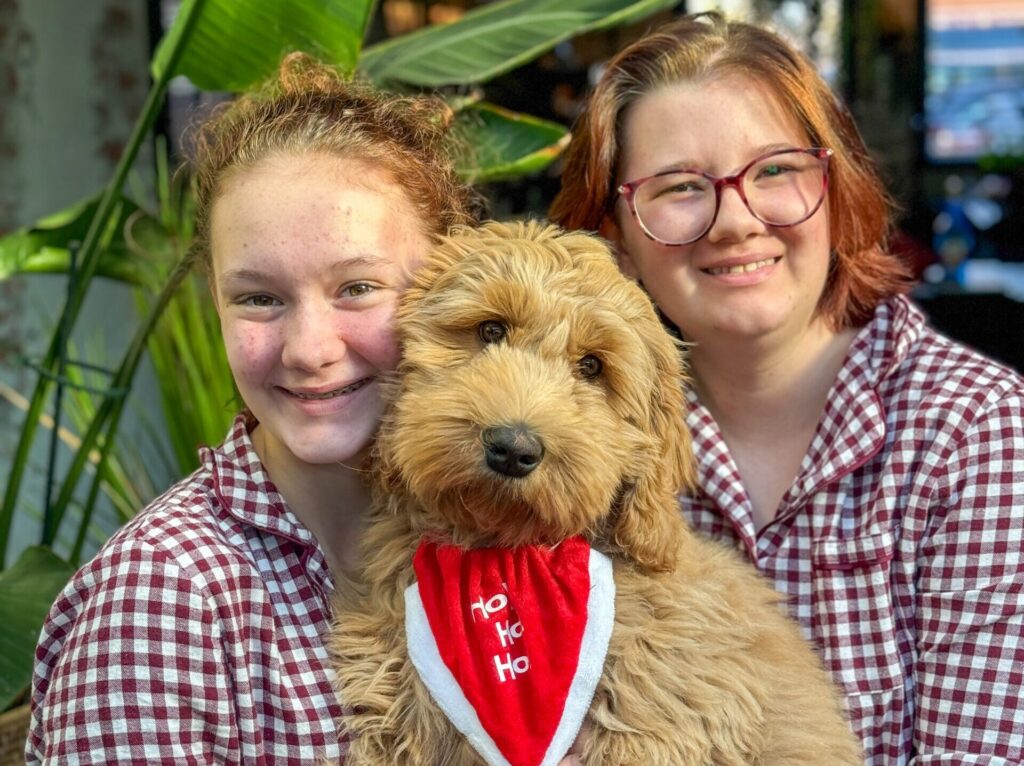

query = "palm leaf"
[[143, 273, 237, 476], [0, 0, 206, 567], [451, 103, 569, 183], [0, 195, 158, 287], [152, 0, 377, 91], [359, 0, 679, 87], [0, 547, 75, 710]]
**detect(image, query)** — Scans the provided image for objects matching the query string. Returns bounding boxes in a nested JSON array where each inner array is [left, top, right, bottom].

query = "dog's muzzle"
[[482, 424, 545, 478]]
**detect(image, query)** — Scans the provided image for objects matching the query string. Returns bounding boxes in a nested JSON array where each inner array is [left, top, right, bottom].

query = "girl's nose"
[[705, 185, 765, 244], [280, 303, 346, 372]]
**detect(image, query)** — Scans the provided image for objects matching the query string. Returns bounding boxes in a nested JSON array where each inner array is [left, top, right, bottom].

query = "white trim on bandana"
[[541, 549, 614, 766]]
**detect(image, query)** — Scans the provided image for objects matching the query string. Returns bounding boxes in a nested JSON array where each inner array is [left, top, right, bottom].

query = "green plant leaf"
[[0, 546, 75, 710], [359, 0, 679, 87], [61, 339, 155, 524], [451, 103, 569, 183], [0, 0, 202, 568], [41, 251, 200, 554], [143, 273, 237, 477], [152, 0, 376, 92], [0, 195, 158, 287]]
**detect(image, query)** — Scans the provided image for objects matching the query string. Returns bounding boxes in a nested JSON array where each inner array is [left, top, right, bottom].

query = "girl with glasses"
[[552, 12, 1024, 764]]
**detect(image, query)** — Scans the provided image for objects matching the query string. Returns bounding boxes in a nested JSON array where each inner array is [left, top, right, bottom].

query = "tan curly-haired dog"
[[330, 221, 860, 766]]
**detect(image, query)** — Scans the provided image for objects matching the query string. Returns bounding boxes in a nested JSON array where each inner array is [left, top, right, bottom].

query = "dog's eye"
[[576, 354, 603, 379], [478, 320, 507, 345]]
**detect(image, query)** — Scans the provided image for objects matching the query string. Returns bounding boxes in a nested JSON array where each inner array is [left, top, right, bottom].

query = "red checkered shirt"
[[682, 295, 1024, 765], [27, 414, 346, 764]]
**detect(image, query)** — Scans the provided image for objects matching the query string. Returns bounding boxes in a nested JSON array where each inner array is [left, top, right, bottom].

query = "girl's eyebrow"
[[651, 143, 800, 176], [219, 255, 391, 284], [650, 157, 699, 175], [218, 268, 274, 284]]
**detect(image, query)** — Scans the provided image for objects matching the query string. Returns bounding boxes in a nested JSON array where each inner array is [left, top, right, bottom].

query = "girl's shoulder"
[[61, 464, 265, 616], [876, 296, 1023, 407]]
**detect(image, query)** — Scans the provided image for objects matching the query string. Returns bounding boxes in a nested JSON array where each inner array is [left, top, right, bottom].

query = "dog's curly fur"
[[330, 221, 861, 765]]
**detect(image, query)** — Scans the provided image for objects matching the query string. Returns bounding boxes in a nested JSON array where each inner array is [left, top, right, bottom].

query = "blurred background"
[[1, 0, 1022, 562]]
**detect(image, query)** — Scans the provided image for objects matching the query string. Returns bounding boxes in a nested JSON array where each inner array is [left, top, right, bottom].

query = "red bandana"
[[405, 536, 614, 766]]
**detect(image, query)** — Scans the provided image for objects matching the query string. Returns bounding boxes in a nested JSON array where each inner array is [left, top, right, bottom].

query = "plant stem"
[[65, 253, 197, 565], [0, 0, 208, 567]]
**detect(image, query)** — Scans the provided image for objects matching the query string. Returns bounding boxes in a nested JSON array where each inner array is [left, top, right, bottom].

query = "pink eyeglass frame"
[[616, 147, 834, 246]]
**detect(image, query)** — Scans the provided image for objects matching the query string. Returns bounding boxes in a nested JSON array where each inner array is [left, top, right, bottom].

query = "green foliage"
[[0, 547, 76, 710], [978, 151, 1024, 174], [142, 273, 238, 477], [452, 103, 571, 183], [152, 0, 375, 90], [59, 339, 155, 530], [0, 0, 206, 571], [359, 0, 678, 87], [0, 0, 682, 713], [0, 195, 156, 286], [130, 156, 238, 477]]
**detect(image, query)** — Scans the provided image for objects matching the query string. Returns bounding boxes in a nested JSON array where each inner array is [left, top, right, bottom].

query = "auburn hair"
[[189, 53, 481, 274], [550, 12, 910, 329]]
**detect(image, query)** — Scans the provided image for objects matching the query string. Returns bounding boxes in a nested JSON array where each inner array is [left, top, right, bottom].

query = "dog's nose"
[[482, 425, 544, 478]]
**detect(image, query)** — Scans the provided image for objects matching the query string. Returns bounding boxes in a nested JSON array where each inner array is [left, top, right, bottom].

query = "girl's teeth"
[[707, 258, 778, 275], [292, 379, 368, 400]]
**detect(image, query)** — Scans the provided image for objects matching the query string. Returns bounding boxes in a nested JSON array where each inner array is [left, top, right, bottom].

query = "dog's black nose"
[[482, 425, 544, 478]]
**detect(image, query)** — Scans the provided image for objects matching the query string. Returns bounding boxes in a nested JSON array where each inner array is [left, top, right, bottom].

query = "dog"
[[330, 221, 861, 766]]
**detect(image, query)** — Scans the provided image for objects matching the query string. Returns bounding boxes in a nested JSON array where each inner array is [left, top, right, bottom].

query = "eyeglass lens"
[[633, 150, 827, 245]]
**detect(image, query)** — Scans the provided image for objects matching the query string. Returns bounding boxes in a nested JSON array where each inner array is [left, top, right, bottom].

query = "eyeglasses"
[[617, 147, 833, 246]]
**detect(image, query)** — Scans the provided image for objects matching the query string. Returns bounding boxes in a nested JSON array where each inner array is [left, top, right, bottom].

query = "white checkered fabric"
[[27, 414, 346, 764], [682, 295, 1024, 764]]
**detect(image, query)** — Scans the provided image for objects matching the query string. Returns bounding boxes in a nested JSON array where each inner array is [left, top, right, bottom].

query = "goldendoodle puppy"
[[330, 221, 860, 766]]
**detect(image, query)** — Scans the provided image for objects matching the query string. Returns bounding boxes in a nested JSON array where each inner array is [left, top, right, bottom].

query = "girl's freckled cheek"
[[224, 325, 276, 375]]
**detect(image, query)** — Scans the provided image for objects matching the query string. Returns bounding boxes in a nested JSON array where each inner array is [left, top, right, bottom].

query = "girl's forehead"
[[209, 155, 430, 279], [618, 76, 809, 172], [628, 74, 799, 135]]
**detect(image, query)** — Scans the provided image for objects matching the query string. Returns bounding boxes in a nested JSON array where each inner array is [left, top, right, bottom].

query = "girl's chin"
[[684, 309, 801, 345], [287, 435, 374, 468], [254, 417, 377, 470]]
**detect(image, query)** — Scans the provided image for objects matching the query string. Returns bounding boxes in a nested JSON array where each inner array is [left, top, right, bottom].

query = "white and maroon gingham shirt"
[[27, 414, 345, 764], [682, 295, 1024, 765]]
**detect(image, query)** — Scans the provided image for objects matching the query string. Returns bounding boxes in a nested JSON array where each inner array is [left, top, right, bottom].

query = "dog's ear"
[[612, 309, 697, 573]]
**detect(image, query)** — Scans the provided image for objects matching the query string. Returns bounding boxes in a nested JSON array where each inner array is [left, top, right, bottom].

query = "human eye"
[[756, 161, 794, 180], [753, 152, 813, 183], [340, 282, 377, 299], [648, 173, 707, 200], [235, 293, 280, 308]]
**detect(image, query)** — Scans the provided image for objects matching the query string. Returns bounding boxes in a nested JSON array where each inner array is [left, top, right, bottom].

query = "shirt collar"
[[686, 295, 923, 514], [200, 413, 323, 551], [843, 294, 925, 389]]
